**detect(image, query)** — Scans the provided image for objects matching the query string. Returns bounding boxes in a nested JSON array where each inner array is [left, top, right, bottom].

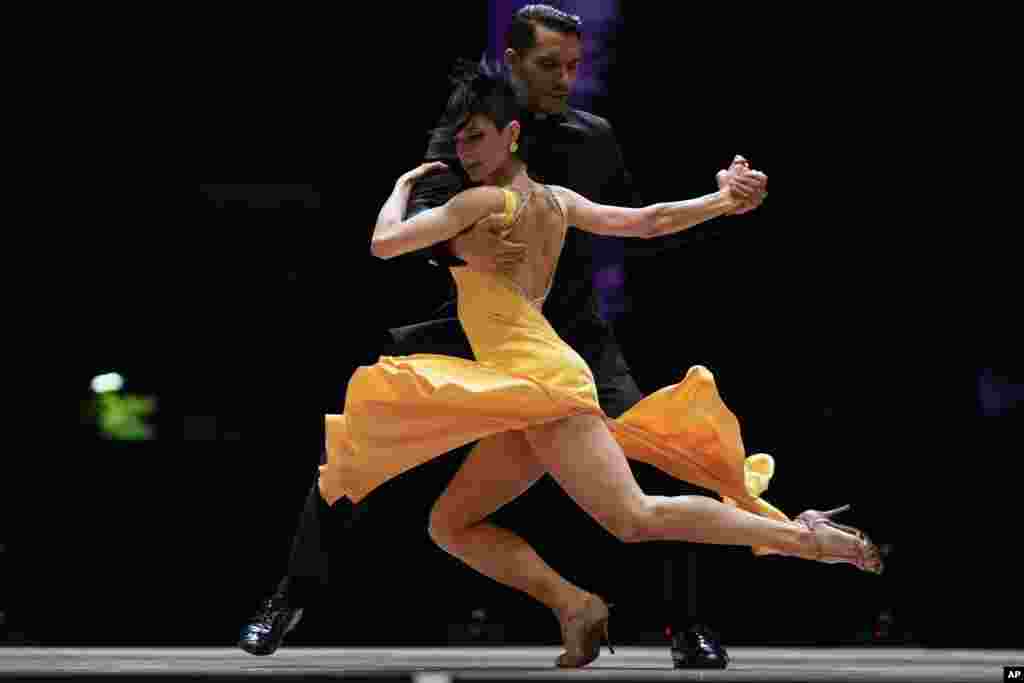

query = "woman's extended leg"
[[522, 415, 870, 561], [428, 432, 593, 617]]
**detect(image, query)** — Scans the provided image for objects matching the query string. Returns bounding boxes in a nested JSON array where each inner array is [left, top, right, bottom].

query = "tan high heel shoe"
[[555, 594, 615, 668], [796, 504, 884, 575]]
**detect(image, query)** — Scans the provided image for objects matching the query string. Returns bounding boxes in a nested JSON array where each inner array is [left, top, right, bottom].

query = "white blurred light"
[[413, 674, 451, 683], [91, 372, 124, 394]]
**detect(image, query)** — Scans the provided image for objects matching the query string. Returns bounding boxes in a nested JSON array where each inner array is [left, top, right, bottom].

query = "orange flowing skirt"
[[320, 267, 790, 555]]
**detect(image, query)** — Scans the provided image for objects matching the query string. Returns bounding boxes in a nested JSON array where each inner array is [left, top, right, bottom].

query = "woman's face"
[[454, 114, 518, 183]]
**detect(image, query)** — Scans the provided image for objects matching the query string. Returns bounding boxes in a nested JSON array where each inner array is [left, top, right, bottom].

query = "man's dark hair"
[[506, 4, 583, 53], [434, 58, 522, 139]]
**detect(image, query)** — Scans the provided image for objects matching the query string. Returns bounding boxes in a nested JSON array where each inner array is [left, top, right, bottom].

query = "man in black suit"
[[239, 4, 765, 668]]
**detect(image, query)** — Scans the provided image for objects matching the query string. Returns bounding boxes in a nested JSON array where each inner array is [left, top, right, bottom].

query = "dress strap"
[[543, 184, 567, 228], [531, 185, 569, 308], [500, 187, 518, 225], [500, 186, 533, 229]]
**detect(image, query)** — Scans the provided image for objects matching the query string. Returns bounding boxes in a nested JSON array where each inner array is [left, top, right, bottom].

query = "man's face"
[[506, 24, 582, 115], [454, 114, 517, 183]]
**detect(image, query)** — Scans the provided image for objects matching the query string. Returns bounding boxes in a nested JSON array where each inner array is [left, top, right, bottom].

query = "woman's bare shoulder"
[[546, 185, 584, 204], [543, 185, 574, 218], [451, 186, 507, 215]]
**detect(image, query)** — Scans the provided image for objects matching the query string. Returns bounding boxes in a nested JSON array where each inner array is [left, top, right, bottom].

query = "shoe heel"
[[603, 620, 614, 654], [822, 504, 851, 518], [605, 601, 615, 654]]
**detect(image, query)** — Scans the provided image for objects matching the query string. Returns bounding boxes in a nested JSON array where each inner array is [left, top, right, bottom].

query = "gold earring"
[[510, 141, 519, 154]]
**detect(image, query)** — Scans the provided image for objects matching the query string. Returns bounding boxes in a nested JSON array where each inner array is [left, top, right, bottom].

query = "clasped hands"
[[717, 154, 768, 215]]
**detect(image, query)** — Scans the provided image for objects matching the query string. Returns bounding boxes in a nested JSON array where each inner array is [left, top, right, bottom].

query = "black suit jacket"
[[403, 108, 642, 378]]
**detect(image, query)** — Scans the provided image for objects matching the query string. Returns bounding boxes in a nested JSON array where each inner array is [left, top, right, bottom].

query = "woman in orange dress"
[[320, 61, 882, 668]]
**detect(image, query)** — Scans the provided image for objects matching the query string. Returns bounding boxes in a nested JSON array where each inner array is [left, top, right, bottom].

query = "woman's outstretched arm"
[[553, 168, 765, 240], [372, 163, 506, 260]]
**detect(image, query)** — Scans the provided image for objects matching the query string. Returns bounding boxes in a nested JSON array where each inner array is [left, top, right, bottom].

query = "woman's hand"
[[398, 161, 449, 187]]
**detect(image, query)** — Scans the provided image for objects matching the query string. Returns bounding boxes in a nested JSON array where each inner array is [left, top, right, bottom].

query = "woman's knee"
[[426, 503, 450, 547], [599, 496, 655, 544], [427, 501, 465, 551]]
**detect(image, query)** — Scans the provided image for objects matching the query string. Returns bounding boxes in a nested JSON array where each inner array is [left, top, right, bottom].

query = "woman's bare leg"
[[428, 432, 593, 617], [522, 415, 818, 554]]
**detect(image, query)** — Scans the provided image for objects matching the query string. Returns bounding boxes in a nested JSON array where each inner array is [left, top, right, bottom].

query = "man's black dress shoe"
[[238, 593, 304, 656], [671, 624, 729, 669]]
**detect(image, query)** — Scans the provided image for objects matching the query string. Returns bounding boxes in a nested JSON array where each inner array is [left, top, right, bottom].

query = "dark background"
[[16, 5, 1018, 651]]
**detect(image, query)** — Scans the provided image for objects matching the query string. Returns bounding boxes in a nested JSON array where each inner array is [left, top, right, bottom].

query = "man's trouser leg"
[[280, 317, 473, 605]]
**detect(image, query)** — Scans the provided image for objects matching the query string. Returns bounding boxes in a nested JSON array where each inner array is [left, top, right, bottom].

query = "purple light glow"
[[488, 1, 627, 322], [488, 1, 620, 103], [977, 368, 1024, 416], [595, 264, 625, 289]]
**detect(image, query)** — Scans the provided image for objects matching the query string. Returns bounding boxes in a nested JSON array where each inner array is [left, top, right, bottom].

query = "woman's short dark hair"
[[433, 58, 522, 139], [506, 4, 583, 53]]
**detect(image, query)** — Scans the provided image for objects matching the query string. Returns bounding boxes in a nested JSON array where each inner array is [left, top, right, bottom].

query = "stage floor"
[[2, 647, 1020, 682]]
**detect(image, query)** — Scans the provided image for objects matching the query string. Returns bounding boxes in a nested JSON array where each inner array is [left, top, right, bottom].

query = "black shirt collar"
[[521, 110, 585, 139], [527, 110, 569, 126], [520, 109, 569, 127]]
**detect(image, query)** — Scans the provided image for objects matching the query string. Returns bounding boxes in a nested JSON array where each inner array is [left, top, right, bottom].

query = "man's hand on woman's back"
[[451, 214, 528, 272]]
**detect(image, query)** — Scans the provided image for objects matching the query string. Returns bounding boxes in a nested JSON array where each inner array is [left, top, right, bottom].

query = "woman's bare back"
[[495, 178, 569, 307]]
